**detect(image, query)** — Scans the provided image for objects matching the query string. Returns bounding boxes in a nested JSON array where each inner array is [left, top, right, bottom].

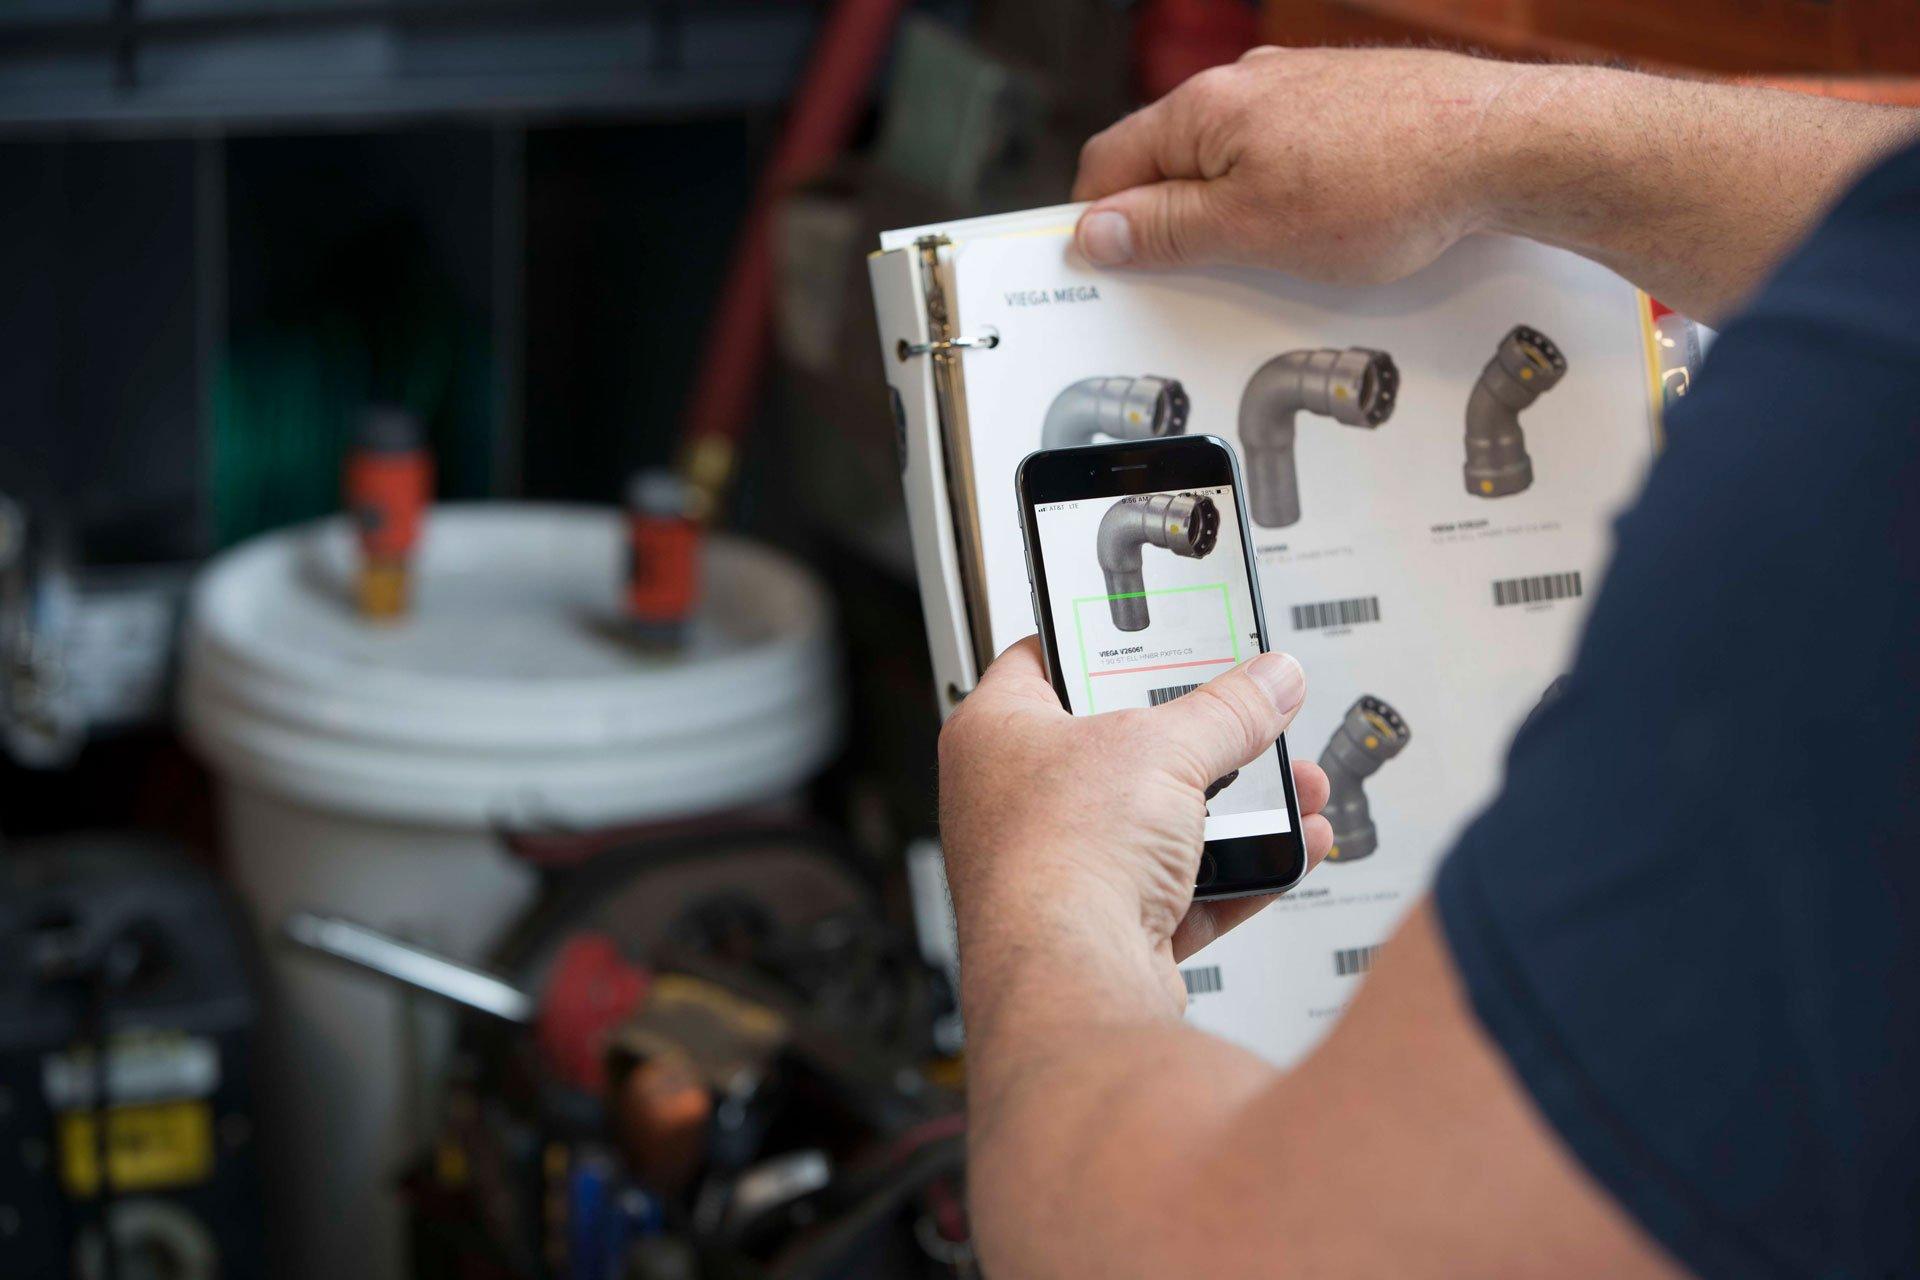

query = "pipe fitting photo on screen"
[[1029, 477, 1293, 847], [1465, 325, 1568, 497], [1238, 347, 1398, 528], [1096, 492, 1220, 631], [1319, 694, 1411, 863], [1042, 375, 1191, 449]]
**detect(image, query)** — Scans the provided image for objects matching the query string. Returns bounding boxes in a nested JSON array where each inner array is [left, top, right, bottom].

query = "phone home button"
[[1195, 851, 1218, 888]]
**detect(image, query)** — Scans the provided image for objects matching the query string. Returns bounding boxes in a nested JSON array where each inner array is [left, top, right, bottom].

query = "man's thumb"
[[1151, 653, 1306, 786], [1076, 180, 1226, 270]]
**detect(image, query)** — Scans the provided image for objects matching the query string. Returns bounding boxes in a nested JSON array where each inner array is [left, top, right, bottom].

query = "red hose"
[[678, 0, 909, 517]]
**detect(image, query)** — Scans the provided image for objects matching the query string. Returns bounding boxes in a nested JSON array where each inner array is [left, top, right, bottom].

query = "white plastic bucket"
[[180, 504, 840, 1280]]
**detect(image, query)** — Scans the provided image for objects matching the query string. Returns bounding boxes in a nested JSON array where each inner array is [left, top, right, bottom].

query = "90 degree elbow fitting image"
[[1237, 348, 1398, 528], [1318, 695, 1411, 863], [1464, 325, 1567, 497], [1095, 493, 1220, 632], [1042, 376, 1191, 449]]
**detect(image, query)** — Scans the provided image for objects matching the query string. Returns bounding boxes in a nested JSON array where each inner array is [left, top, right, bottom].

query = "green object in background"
[[211, 225, 492, 548], [874, 15, 1045, 204]]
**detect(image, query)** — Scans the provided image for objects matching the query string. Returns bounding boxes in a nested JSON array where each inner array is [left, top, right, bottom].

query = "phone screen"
[[1028, 480, 1296, 847]]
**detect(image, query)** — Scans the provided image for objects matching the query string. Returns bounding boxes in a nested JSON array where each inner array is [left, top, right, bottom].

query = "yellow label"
[[60, 1101, 213, 1196]]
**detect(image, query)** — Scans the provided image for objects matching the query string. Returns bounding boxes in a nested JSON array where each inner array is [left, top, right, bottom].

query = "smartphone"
[[1016, 434, 1308, 900]]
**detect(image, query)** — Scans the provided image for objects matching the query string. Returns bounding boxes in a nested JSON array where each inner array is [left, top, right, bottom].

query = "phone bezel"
[[1015, 434, 1309, 900]]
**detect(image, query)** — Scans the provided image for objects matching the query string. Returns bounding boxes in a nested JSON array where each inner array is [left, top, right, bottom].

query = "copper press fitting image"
[[1042, 375, 1191, 449], [1319, 695, 1411, 863], [1237, 348, 1398, 528], [1464, 325, 1568, 498], [1095, 493, 1220, 632]]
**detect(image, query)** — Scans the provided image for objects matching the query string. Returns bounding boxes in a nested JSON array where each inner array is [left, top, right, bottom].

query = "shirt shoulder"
[[1435, 139, 1920, 1280]]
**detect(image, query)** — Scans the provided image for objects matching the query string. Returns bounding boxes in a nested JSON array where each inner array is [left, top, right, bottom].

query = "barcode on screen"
[[1149, 683, 1201, 707], [1333, 945, 1379, 977], [1289, 595, 1381, 631], [1181, 965, 1223, 996], [1492, 571, 1583, 608]]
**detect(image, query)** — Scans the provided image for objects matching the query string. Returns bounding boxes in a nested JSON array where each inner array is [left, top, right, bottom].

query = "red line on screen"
[[1088, 656, 1237, 678]]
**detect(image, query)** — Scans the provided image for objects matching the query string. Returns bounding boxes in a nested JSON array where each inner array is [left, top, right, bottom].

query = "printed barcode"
[[1149, 683, 1200, 707], [1181, 965, 1223, 996], [1290, 595, 1381, 631], [1492, 571, 1583, 608], [1333, 945, 1379, 977]]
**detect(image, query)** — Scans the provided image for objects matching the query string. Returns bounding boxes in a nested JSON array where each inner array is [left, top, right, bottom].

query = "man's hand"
[[938, 637, 1332, 1003], [939, 638, 1681, 1279], [1072, 47, 1919, 322], [1074, 48, 1526, 286]]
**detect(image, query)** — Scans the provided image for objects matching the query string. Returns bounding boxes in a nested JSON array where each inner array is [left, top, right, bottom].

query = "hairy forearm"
[[1479, 63, 1919, 323], [958, 883, 1281, 1277]]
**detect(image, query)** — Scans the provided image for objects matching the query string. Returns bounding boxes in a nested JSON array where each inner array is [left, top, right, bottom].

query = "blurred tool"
[[0, 835, 265, 1280], [0, 492, 198, 768], [677, 0, 909, 520], [344, 405, 434, 620], [285, 914, 656, 1096], [903, 841, 963, 1055], [0, 492, 83, 767], [623, 471, 702, 649], [286, 824, 968, 1279], [284, 913, 537, 1024], [1319, 696, 1412, 863]]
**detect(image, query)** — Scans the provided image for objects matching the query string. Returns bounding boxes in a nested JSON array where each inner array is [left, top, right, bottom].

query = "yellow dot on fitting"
[[1519, 367, 1534, 381], [1480, 480, 1494, 494], [1364, 735, 1379, 749], [1329, 845, 1341, 859], [1128, 410, 1143, 423], [1333, 386, 1349, 399]]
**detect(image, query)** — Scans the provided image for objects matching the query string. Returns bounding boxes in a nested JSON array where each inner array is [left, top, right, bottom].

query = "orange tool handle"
[[346, 451, 433, 559], [626, 515, 700, 623]]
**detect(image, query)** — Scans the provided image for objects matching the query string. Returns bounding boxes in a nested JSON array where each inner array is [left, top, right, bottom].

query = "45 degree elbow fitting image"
[[1042, 375, 1191, 449], [1096, 493, 1220, 632], [1237, 348, 1398, 528], [1319, 695, 1411, 863], [1465, 325, 1568, 497]]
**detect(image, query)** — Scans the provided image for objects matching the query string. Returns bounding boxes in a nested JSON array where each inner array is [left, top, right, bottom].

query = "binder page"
[[940, 215, 1655, 1066]]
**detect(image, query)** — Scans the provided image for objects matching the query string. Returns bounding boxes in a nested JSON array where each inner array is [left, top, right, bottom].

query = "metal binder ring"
[[896, 329, 1000, 361]]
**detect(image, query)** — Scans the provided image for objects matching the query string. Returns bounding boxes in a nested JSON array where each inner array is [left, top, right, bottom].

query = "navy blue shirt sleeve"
[[1435, 139, 1920, 1280]]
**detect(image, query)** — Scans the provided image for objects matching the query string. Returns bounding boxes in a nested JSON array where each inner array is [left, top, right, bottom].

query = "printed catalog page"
[[927, 210, 1658, 1065]]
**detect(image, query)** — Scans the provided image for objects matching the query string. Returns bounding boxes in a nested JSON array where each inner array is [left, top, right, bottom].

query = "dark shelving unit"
[[0, 1, 817, 562]]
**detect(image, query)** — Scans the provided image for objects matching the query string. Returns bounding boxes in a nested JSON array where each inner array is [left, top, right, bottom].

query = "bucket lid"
[[181, 505, 841, 829]]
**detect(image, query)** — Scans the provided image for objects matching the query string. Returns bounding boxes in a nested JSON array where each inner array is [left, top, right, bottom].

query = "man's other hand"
[[1072, 47, 1532, 283], [938, 636, 1333, 993], [1071, 46, 1917, 321]]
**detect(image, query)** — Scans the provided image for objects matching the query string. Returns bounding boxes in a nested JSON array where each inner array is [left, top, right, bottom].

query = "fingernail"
[[1078, 210, 1134, 266], [1247, 653, 1305, 713]]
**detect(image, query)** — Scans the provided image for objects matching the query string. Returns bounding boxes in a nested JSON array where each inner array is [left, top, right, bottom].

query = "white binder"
[[869, 203, 1690, 1065]]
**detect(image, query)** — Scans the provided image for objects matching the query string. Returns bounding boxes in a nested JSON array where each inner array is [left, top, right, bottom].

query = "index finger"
[[1072, 103, 1170, 202], [1072, 66, 1245, 203]]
